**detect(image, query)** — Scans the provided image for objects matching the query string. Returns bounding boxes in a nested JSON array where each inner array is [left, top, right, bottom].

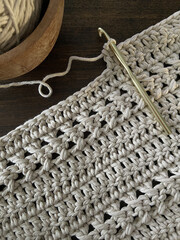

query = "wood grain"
[[0, 0, 64, 80], [0, 0, 180, 137]]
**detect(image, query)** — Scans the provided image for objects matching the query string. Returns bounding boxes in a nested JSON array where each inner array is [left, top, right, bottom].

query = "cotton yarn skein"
[[0, 0, 42, 54]]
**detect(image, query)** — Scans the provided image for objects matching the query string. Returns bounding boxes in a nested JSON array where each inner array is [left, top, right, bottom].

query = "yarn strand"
[[0, 54, 103, 97]]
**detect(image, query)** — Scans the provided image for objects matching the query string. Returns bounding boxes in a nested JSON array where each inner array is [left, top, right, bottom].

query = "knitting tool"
[[98, 27, 171, 135]]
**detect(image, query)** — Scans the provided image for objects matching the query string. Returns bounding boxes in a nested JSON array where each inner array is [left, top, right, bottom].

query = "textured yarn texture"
[[0, 0, 42, 53], [0, 11, 180, 240]]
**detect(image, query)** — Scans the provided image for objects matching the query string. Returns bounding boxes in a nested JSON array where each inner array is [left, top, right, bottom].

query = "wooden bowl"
[[0, 0, 64, 80]]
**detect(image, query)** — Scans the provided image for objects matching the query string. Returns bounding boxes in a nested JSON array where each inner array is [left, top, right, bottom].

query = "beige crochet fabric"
[[0, 11, 180, 240]]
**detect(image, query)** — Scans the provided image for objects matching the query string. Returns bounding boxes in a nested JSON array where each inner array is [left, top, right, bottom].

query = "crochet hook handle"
[[98, 27, 171, 135]]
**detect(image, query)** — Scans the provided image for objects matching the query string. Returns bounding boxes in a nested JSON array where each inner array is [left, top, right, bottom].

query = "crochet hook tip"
[[98, 27, 103, 37], [98, 27, 110, 41]]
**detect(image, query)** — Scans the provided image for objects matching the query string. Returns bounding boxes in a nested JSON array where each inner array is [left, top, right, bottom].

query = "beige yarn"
[[0, 10, 180, 240], [0, 0, 42, 53]]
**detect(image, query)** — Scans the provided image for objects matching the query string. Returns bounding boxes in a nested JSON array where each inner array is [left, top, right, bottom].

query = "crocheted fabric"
[[0, 11, 180, 240]]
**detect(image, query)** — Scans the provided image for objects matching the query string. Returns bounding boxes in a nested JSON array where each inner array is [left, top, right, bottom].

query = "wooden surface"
[[0, 0, 64, 80], [0, 0, 180, 137]]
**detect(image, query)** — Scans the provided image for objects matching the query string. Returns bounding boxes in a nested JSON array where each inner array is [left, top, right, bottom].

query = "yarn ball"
[[0, 0, 42, 54]]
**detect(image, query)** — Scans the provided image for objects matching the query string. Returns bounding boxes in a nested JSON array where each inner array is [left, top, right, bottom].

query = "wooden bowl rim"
[[0, 0, 63, 64]]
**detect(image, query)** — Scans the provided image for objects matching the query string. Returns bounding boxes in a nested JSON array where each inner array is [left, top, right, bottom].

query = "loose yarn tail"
[[0, 54, 103, 98]]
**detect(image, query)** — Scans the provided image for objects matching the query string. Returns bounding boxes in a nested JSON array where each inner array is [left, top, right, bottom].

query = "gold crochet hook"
[[98, 27, 171, 135]]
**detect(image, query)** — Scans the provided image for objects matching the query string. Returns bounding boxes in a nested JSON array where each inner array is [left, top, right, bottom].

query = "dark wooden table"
[[0, 0, 180, 137]]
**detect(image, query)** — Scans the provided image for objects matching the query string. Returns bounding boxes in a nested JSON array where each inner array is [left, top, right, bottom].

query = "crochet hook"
[[98, 27, 171, 135]]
